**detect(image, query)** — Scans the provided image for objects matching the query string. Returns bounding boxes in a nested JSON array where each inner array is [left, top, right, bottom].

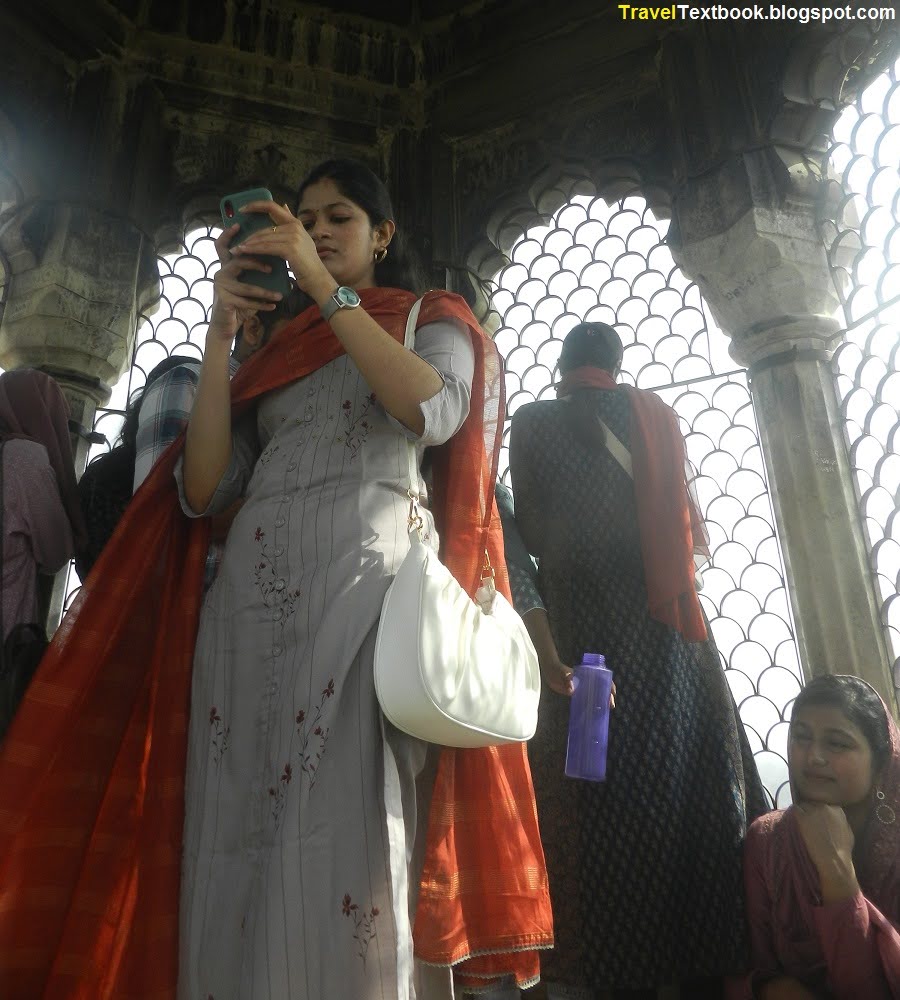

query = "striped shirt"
[[133, 357, 240, 588]]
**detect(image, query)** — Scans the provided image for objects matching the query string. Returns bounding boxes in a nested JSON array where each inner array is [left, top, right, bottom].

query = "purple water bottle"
[[565, 652, 613, 782]]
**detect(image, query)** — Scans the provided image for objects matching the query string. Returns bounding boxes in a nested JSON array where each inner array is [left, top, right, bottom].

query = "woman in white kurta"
[[177, 160, 473, 999]]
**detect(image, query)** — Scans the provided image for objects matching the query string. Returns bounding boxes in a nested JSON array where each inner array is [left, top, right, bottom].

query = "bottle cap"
[[581, 652, 606, 667]]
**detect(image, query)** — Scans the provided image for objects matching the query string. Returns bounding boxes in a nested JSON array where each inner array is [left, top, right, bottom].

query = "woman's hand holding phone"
[[207, 225, 283, 349], [231, 201, 334, 304]]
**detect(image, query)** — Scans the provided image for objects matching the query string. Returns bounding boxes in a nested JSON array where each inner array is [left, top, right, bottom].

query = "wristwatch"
[[320, 285, 361, 322]]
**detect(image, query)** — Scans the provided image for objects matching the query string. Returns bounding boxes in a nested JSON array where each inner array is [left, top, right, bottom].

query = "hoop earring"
[[876, 789, 896, 826], [374, 247, 388, 263]]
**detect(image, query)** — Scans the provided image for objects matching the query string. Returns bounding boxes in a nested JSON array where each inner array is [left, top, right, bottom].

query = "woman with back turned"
[[510, 321, 766, 999]]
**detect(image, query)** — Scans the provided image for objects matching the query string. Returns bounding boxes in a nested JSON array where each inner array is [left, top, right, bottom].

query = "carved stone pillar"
[[670, 152, 895, 711], [0, 201, 159, 624], [0, 202, 158, 455]]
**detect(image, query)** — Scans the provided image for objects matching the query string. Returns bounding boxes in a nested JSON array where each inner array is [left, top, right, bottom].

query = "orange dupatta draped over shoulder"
[[0, 287, 552, 998]]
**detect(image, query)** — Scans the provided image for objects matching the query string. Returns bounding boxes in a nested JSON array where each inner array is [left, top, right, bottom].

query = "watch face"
[[337, 286, 360, 307]]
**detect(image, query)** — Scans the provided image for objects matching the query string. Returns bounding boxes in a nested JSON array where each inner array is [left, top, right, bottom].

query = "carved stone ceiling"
[[3, 0, 672, 154], [8, 1, 669, 96]]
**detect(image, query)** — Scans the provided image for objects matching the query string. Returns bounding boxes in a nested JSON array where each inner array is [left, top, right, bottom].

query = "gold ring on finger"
[[272, 224, 278, 233]]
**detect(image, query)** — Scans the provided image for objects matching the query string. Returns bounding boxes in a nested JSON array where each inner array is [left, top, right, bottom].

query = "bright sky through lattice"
[[826, 55, 900, 685]]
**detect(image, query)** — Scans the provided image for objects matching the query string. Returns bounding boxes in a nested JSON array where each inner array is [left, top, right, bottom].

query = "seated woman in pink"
[[740, 673, 900, 999]]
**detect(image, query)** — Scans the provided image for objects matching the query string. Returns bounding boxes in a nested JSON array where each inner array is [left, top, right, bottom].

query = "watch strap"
[[320, 286, 360, 322], [320, 289, 342, 322]]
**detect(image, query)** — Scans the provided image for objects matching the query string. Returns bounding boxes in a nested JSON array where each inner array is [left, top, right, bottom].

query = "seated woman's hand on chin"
[[792, 801, 860, 903], [758, 976, 822, 999]]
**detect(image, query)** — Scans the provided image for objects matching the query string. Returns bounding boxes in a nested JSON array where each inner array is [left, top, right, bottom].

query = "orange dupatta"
[[556, 367, 707, 642], [0, 286, 552, 998]]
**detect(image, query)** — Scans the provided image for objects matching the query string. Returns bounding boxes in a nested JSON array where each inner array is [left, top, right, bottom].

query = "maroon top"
[[1, 439, 74, 638], [0, 369, 86, 553], [734, 693, 900, 1000]]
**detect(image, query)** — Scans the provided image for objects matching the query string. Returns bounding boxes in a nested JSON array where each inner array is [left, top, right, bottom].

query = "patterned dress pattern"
[[175, 320, 471, 1000], [509, 394, 767, 995]]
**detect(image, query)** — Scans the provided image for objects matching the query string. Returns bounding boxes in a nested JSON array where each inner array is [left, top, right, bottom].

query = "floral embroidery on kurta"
[[296, 678, 335, 790], [253, 534, 301, 617], [258, 442, 280, 466], [336, 393, 376, 459], [268, 762, 292, 826], [342, 892, 379, 965], [209, 706, 230, 766]]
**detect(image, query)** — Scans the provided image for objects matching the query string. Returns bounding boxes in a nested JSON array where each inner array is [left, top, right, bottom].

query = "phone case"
[[219, 188, 292, 299]]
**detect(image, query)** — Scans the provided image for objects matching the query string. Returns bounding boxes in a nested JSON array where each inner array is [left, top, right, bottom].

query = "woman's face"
[[297, 178, 392, 290], [788, 703, 876, 807]]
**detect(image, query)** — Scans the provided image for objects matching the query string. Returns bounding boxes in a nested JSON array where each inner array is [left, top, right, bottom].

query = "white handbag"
[[373, 299, 540, 748]]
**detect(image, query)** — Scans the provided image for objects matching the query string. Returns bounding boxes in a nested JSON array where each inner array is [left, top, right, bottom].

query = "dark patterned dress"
[[508, 393, 767, 996]]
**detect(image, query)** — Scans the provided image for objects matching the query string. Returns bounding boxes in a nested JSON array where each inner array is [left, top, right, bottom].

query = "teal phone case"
[[219, 188, 292, 299]]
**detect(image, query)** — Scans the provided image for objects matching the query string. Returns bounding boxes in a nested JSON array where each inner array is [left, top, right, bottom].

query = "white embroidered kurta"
[[175, 319, 473, 1000]]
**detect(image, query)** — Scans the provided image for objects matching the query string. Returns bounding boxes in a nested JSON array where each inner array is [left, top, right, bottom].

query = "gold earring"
[[374, 246, 388, 263], [876, 789, 896, 826]]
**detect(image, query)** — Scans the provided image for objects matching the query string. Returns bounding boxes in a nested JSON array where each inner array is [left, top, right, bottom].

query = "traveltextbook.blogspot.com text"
[[617, 4, 895, 22]]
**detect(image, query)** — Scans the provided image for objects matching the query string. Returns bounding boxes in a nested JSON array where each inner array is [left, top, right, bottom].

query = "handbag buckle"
[[407, 490, 424, 536], [476, 549, 497, 613]]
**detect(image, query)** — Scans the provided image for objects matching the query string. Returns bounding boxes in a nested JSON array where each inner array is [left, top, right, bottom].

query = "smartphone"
[[219, 188, 292, 299]]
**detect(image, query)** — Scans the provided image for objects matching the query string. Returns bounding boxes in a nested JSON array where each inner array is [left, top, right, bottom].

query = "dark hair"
[[558, 322, 625, 453], [559, 322, 624, 375], [296, 158, 427, 296], [232, 303, 286, 356], [792, 675, 892, 774]]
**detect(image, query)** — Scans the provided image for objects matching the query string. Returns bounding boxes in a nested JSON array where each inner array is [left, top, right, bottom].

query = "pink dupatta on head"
[[850, 686, 900, 922], [781, 677, 900, 922], [739, 680, 900, 999]]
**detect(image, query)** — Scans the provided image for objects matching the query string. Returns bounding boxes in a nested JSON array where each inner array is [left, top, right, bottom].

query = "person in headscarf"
[[0, 368, 85, 639], [736, 674, 900, 1000], [509, 321, 767, 999]]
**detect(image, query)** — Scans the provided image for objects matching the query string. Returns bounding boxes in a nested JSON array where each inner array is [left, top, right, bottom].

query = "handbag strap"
[[401, 297, 425, 505], [399, 299, 495, 607]]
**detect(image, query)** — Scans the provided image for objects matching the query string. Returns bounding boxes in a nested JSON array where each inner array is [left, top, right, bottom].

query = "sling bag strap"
[[401, 297, 425, 501], [597, 417, 633, 478], [566, 402, 707, 589]]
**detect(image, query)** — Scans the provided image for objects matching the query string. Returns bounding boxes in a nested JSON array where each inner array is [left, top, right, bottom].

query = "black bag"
[[0, 623, 49, 742], [74, 353, 199, 581], [0, 440, 51, 742], [75, 445, 136, 580]]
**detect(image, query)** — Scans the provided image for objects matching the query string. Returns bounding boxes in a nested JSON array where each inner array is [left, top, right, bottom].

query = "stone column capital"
[[0, 200, 159, 399], [670, 169, 842, 367], [669, 149, 895, 709]]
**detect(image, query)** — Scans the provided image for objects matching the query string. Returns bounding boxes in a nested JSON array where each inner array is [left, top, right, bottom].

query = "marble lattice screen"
[[824, 55, 900, 702]]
